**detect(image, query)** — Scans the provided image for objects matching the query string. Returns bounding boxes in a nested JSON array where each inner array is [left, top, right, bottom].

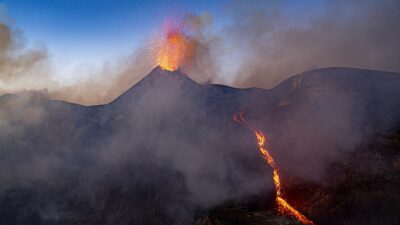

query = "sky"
[[0, 0, 399, 105], [1, 0, 227, 78], [0, 0, 321, 79]]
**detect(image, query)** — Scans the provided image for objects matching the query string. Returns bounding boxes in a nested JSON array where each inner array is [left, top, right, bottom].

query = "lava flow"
[[155, 20, 195, 71], [233, 111, 315, 225]]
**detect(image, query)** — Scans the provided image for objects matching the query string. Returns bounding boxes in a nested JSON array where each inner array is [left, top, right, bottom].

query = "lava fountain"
[[154, 19, 195, 71], [233, 111, 315, 225]]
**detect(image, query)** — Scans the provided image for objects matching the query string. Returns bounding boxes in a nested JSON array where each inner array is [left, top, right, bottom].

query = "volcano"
[[0, 67, 399, 225]]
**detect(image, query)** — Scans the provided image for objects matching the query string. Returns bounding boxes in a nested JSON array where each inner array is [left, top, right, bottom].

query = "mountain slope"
[[0, 67, 399, 225]]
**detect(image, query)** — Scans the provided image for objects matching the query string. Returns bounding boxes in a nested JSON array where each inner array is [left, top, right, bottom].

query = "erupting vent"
[[234, 112, 315, 225], [154, 19, 195, 71]]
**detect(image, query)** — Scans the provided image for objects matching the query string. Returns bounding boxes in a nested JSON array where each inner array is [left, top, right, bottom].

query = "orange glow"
[[155, 20, 195, 71], [233, 112, 315, 225], [277, 197, 315, 225]]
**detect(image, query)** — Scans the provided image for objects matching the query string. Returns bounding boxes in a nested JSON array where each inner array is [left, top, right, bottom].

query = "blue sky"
[[1, 0, 228, 75], [0, 0, 398, 105], [0, 0, 335, 88], [0, 0, 327, 76]]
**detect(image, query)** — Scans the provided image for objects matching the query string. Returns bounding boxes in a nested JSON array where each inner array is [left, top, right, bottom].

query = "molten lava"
[[155, 20, 194, 71], [233, 112, 315, 225]]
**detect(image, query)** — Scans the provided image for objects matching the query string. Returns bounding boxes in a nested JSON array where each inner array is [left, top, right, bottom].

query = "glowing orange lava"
[[233, 112, 315, 225], [155, 20, 194, 71]]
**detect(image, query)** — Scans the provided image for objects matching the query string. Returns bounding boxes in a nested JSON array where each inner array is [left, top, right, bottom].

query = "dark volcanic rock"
[[196, 207, 301, 225], [307, 131, 400, 225], [0, 67, 399, 225]]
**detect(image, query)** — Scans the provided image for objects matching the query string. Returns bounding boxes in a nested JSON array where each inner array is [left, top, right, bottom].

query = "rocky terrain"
[[0, 67, 399, 224], [195, 130, 400, 225]]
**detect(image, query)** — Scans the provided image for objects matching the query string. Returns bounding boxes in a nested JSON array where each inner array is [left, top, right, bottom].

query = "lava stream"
[[233, 112, 315, 225]]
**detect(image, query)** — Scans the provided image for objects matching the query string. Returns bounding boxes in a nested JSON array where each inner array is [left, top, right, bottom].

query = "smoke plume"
[[0, 7, 154, 106], [222, 0, 400, 88], [0, 18, 51, 94], [2, 1, 400, 105]]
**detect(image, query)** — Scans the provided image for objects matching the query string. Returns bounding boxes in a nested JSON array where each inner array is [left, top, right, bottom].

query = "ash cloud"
[[1, 1, 400, 105], [222, 0, 400, 88], [0, 8, 154, 106], [0, 17, 52, 94], [180, 13, 222, 84]]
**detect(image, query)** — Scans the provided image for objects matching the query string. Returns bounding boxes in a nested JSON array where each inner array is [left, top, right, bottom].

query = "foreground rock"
[[196, 208, 301, 225]]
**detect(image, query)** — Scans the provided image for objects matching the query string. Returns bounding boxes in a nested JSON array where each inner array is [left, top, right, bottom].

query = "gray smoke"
[[222, 0, 400, 88], [1, 1, 400, 105], [0, 1, 400, 224], [0, 18, 51, 94]]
